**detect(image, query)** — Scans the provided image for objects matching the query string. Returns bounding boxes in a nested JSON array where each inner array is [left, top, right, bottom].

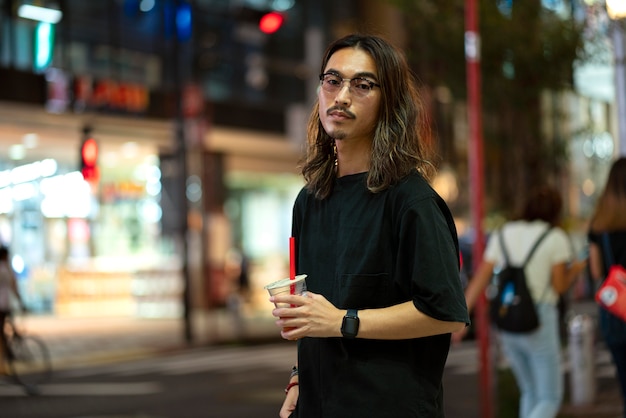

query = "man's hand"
[[270, 292, 344, 340], [280, 384, 298, 418]]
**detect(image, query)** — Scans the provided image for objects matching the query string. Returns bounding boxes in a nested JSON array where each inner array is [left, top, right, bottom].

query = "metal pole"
[[465, 1, 493, 417], [172, 0, 192, 343], [612, 21, 626, 156]]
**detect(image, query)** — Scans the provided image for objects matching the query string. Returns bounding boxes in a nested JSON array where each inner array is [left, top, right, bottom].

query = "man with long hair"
[[269, 33, 469, 418]]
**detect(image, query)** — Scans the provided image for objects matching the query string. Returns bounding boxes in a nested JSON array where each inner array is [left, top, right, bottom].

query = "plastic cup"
[[265, 274, 307, 331], [264, 274, 307, 307]]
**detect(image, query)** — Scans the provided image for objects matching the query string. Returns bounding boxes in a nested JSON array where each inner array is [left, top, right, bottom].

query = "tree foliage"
[[390, 0, 587, 217]]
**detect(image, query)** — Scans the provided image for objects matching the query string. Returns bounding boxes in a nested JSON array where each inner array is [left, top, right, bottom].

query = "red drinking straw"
[[289, 236, 296, 295]]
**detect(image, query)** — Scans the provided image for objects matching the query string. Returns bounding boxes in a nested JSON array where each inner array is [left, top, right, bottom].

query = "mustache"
[[326, 106, 355, 119]]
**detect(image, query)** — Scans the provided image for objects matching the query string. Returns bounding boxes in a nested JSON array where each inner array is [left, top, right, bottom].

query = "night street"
[[1, 334, 621, 418], [0, 342, 295, 418], [0, 339, 484, 418]]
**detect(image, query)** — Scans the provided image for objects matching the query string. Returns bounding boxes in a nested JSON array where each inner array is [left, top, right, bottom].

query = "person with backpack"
[[453, 185, 586, 418], [588, 157, 626, 418]]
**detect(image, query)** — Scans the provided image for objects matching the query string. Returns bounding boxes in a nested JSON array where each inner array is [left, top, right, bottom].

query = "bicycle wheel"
[[7, 334, 52, 391]]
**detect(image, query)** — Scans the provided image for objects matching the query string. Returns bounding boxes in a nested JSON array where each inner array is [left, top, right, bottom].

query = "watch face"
[[341, 315, 359, 338]]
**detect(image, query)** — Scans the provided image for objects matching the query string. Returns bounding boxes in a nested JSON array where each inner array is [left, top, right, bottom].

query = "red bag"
[[595, 264, 626, 323]]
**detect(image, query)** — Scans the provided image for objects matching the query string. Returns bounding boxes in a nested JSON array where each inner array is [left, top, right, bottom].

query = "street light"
[[606, 0, 626, 19], [606, 0, 626, 155], [17, 4, 62, 24]]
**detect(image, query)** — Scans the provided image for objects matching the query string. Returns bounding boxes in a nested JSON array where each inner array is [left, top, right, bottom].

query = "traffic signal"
[[235, 7, 285, 35], [80, 133, 99, 183], [258, 11, 284, 34]]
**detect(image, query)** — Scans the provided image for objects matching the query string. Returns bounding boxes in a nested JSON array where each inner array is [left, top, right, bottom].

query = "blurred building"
[[0, 0, 408, 318], [1, 0, 620, 320]]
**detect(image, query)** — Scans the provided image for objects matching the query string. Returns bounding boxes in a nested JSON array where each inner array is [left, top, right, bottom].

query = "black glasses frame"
[[318, 72, 380, 94]]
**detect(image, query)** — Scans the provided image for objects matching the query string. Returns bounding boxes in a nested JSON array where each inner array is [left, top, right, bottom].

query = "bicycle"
[[2, 311, 52, 395]]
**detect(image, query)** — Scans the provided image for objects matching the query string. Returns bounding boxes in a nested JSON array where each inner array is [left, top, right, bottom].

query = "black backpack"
[[489, 227, 552, 333]]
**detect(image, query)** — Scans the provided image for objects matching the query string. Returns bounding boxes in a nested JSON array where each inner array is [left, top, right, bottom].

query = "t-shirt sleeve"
[[549, 228, 573, 264], [398, 195, 470, 325], [483, 230, 502, 264]]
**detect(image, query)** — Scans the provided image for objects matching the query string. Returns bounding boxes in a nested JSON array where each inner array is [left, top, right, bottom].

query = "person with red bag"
[[588, 157, 626, 417]]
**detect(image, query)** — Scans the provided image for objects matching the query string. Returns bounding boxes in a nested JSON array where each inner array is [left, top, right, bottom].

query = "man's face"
[[318, 47, 381, 143]]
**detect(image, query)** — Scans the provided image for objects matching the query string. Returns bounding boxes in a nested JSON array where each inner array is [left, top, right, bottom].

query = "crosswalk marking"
[[0, 344, 292, 398], [60, 340, 616, 379], [60, 343, 295, 378], [3, 339, 614, 398], [0, 382, 162, 397], [446, 341, 617, 377]]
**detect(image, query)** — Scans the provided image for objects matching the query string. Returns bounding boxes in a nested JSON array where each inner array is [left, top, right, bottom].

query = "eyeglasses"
[[319, 72, 380, 98]]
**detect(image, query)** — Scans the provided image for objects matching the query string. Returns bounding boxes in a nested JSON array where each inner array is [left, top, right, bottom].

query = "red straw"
[[289, 236, 296, 295], [289, 236, 296, 280]]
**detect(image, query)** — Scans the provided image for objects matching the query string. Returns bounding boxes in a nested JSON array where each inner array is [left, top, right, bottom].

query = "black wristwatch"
[[341, 309, 359, 338]]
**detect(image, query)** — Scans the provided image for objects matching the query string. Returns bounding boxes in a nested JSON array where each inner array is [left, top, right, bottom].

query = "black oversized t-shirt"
[[291, 171, 470, 418]]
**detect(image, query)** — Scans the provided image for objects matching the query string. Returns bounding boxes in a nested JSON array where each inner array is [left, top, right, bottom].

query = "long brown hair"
[[589, 157, 626, 231], [301, 34, 436, 200]]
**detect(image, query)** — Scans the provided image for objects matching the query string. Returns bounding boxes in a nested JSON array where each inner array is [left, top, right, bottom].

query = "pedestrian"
[[588, 157, 626, 418], [453, 185, 586, 418], [0, 246, 26, 374], [224, 246, 251, 338], [268, 33, 470, 418]]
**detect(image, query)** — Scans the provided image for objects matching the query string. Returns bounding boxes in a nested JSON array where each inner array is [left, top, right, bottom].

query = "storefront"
[[0, 101, 303, 317], [0, 102, 173, 315], [208, 128, 304, 308]]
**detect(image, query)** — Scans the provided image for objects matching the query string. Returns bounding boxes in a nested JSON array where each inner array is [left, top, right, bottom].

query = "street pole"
[[611, 21, 626, 156], [172, 0, 192, 344], [465, 1, 493, 417]]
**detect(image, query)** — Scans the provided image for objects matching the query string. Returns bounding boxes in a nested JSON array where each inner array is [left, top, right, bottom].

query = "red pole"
[[465, 1, 493, 418]]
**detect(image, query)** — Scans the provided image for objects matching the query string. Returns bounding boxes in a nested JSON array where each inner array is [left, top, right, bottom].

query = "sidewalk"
[[19, 307, 280, 369], [445, 299, 623, 418], [14, 301, 625, 417], [557, 300, 624, 418]]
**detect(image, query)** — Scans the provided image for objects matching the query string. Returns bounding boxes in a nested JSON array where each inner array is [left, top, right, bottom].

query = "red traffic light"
[[81, 137, 99, 183], [259, 11, 284, 34], [81, 138, 98, 166]]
